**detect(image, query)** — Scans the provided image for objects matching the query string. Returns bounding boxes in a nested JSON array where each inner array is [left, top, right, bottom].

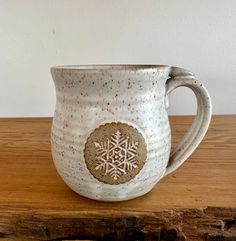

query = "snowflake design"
[[94, 130, 139, 180]]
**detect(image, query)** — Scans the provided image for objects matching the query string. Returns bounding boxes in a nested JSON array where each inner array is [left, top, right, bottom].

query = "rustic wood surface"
[[0, 116, 235, 240]]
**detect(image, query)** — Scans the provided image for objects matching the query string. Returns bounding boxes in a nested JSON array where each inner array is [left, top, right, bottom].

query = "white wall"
[[0, 0, 235, 117]]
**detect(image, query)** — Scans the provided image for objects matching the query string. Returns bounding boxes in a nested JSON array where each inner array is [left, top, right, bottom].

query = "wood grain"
[[0, 116, 235, 240], [0, 207, 235, 241]]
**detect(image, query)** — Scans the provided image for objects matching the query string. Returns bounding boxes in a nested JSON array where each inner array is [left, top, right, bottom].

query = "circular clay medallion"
[[84, 122, 147, 185]]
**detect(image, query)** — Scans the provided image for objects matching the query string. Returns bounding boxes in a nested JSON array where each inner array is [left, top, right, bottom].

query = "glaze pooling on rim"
[[51, 65, 212, 201]]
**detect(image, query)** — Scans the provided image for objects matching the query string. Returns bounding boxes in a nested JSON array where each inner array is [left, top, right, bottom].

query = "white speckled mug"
[[51, 65, 212, 201]]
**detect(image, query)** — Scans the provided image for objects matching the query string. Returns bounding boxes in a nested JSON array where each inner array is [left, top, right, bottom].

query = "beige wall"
[[0, 0, 235, 117]]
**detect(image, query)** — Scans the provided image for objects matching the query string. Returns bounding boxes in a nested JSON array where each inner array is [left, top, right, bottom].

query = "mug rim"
[[51, 64, 170, 71]]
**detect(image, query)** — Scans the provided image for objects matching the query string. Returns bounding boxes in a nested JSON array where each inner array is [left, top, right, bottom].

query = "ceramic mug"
[[51, 65, 212, 201]]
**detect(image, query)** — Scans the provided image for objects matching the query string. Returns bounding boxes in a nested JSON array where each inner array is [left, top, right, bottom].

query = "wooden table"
[[0, 116, 235, 241]]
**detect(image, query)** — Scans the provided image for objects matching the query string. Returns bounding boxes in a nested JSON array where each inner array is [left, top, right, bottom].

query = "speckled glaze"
[[51, 65, 212, 201]]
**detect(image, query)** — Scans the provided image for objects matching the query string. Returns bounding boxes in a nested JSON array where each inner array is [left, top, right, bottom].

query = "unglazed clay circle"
[[84, 122, 147, 185]]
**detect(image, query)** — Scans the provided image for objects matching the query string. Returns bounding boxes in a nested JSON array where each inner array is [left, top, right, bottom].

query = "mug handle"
[[164, 66, 212, 176]]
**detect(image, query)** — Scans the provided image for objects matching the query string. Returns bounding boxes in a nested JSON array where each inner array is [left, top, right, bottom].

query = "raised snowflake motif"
[[94, 130, 139, 180]]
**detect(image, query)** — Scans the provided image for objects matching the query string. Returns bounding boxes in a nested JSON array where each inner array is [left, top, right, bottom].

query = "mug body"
[[51, 65, 171, 201]]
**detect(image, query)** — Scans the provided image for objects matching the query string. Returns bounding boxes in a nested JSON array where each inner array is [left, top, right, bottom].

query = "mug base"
[[67, 182, 157, 202]]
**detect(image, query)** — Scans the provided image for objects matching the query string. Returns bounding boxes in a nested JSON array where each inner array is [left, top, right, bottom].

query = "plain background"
[[0, 0, 235, 117]]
